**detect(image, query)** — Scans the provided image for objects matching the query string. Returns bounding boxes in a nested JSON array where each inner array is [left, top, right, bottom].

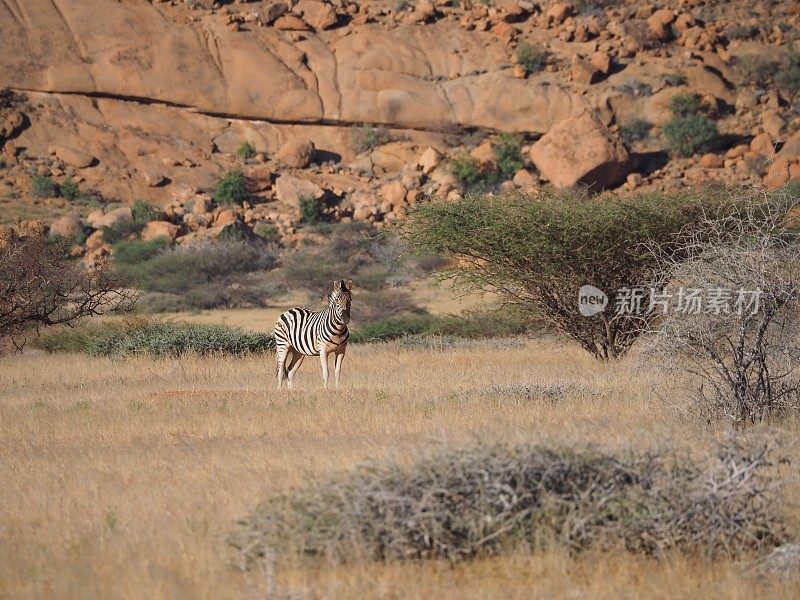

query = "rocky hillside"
[[1, 0, 799, 256]]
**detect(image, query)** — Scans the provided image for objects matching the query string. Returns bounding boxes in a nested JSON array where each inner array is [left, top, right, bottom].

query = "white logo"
[[578, 285, 608, 317]]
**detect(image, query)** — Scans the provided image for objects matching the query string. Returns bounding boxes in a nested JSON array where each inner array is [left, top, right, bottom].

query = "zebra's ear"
[[345, 279, 353, 290], [333, 280, 342, 291]]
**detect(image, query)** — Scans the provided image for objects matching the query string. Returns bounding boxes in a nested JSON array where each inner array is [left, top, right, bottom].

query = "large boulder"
[[87, 206, 133, 229], [276, 138, 315, 168], [141, 220, 179, 241], [0, 111, 24, 139], [529, 110, 631, 190], [259, 2, 289, 25], [49, 213, 83, 238], [274, 174, 325, 205], [369, 142, 420, 172], [295, 1, 337, 31], [49, 145, 94, 169], [417, 147, 443, 174]]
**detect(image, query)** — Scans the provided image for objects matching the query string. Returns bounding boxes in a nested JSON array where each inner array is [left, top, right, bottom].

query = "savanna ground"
[[2, 293, 800, 599]]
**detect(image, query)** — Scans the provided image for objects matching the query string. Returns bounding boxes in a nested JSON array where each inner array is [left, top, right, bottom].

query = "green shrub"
[[253, 222, 281, 243], [73, 193, 102, 209], [214, 170, 248, 205], [31, 175, 58, 199], [237, 142, 256, 161], [114, 242, 278, 293], [135, 279, 286, 313], [493, 133, 524, 178], [668, 93, 701, 117], [350, 313, 438, 343], [355, 126, 390, 153], [112, 237, 170, 265], [231, 440, 784, 566], [663, 115, 721, 157], [516, 42, 548, 74], [217, 223, 246, 243], [131, 200, 163, 224], [350, 307, 539, 343], [619, 119, 652, 145], [59, 177, 79, 202], [35, 319, 274, 357], [615, 78, 652, 96], [279, 222, 398, 294], [355, 289, 427, 324], [776, 51, 800, 96], [726, 24, 756, 40], [102, 219, 143, 245], [661, 73, 687, 87], [404, 187, 745, 360], [34, 321, 116, 354], [447, 153, 499, 190], [299, 195, 323, 225], [737, 55, 778, 87]]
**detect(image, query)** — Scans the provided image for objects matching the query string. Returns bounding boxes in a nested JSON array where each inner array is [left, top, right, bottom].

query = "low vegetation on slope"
[[35, 319, 274, 357], [112, 240, 283, 312], [231, 439, 785, 568]]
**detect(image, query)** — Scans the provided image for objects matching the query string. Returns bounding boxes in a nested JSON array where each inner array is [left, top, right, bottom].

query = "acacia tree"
[[0, 232, 135, 350], [403, 187, 740, 360], [647, 187, 800, 426]]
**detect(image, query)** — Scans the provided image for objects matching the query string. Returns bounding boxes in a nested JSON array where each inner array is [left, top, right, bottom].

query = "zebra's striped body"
[[275, 279, 352, 389]]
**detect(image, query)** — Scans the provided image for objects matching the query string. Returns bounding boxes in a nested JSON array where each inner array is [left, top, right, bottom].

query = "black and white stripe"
[[275, 279, 352, 389]]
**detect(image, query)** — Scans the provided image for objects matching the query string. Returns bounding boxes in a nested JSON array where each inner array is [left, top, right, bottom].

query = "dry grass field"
[[1, 333, 799, 599]]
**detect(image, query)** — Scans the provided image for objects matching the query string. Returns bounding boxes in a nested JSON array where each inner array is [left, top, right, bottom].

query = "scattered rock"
[[273, 14, 311, 30], [470, 140, 497, 169], [762, 111, 784, 139], [48, 213, 82, 238], [763, 158, 791, 190], [547, 2, 573, 26], [512, 168, 537, 189], [625, 172, 643, 190], [277, 138, 315, 168], [87, 206, 133, 230], [142, 170, 167, 187], [417, 147, 443, 175], [214, 208, 238, 227], [259, 2, 289, 25], [590, 52, 611, 75], [0, 111, 23, 139], [49, 145, 94, 169], [141, 220, 179, 241], [700, 153, 723, 169], [648, 9, 675, 41], [85, 229, 105, 251], [380, 180, 407, 206], [750, 132, 775, 156], [295, 0, 337, 31], [274, 174, 325, 205], [572, 58, 602, 84]]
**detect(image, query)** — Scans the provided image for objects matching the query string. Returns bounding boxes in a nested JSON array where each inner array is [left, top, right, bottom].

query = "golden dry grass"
[[1, 336, 798, 599]]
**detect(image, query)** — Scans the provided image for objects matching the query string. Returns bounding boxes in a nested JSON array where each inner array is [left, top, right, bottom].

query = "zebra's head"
[[329, 279, 353, 324]]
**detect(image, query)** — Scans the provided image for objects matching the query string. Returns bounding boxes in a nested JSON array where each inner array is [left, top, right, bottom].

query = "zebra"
[[274, 279, 353, 389]]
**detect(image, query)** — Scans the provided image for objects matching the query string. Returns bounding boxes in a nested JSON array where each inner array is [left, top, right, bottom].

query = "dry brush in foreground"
[[232, 439, 786, 568]]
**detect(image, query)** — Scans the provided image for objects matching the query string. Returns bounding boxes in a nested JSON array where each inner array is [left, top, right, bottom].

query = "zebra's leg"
[[276, 344, 289, 389], [286, 351, 304, 390], [320, 346, 329, 388], [334, 350, 345, 389]]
